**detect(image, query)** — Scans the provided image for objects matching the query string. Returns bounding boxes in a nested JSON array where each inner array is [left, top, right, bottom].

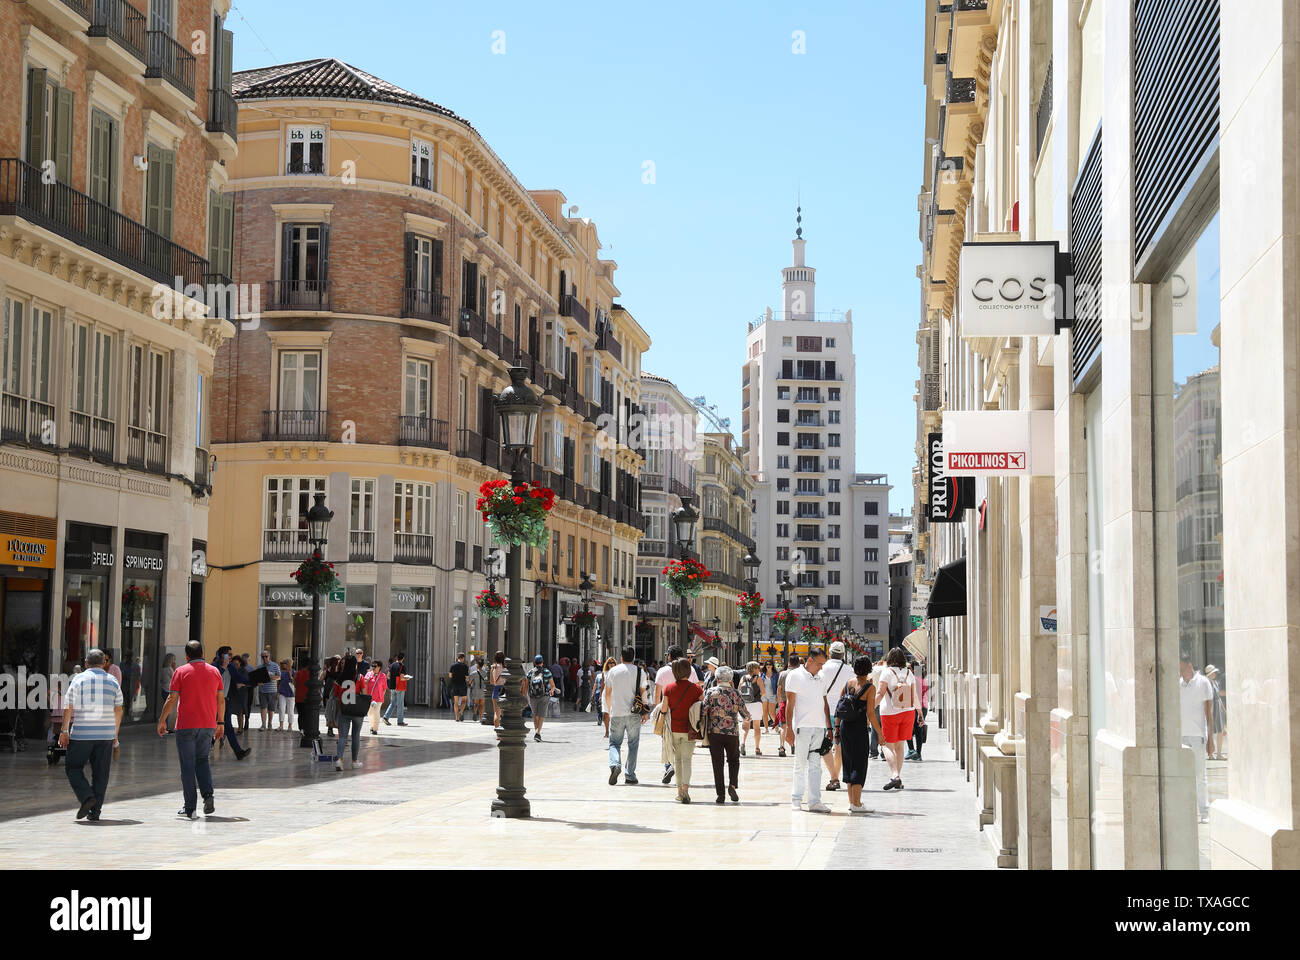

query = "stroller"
[[46, 713, 65, 765]]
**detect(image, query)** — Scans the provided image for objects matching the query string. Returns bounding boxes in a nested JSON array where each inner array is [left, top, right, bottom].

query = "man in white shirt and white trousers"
[[784, 646, 832, 813]]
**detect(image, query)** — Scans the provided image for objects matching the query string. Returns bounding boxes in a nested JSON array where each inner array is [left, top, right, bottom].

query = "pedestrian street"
[[0, 709, 994, 870]]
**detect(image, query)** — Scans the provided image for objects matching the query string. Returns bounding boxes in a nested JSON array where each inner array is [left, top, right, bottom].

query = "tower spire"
[[796, 201, 802, 239]]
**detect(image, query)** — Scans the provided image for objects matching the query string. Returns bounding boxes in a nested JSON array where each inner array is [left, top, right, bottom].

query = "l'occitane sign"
[[5, 535, 56, 568]]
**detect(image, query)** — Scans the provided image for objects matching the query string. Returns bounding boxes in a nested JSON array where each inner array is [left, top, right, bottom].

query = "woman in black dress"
[[839, 657, 884, 813]]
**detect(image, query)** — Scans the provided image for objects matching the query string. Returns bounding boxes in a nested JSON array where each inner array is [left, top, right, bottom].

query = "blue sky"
[[230, 0, 925, 512]]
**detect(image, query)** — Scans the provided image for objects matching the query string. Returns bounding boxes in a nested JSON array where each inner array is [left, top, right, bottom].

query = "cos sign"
[[960, 241, 1072, 338]]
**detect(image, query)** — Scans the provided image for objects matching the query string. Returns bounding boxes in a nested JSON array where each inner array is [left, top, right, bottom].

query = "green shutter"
[[89, 110, 113, 205], [54, 87, 74, 184], [207, 189, 220, 266], [145, 144, 164, 232], [220, 193, 235, 277], [159, 149, 174, 239], [25, 68, 48, 170], [221, 29, 234, 91]]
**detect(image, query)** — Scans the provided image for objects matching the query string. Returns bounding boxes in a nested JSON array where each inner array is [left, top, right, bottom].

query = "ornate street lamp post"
[[579, 571, 595, 668], [670, 496, 699, 656], [300, 492, 334, 749], [491, 366, 541, 818], [779, 576, 795, 667], [711, 615, 722, 662], [481, 549, 504, 727], [742, 550, 760, 664]]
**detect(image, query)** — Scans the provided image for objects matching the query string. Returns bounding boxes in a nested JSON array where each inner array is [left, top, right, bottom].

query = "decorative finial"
[[796, 205, 803, 239]]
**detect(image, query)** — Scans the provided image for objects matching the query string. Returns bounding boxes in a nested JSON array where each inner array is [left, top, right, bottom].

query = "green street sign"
[[910, 615, 923, 630], [329, 588, 345, 603]]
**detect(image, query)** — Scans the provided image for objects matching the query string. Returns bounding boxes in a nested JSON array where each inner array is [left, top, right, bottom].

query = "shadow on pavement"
[[526, 816, 672, 834]]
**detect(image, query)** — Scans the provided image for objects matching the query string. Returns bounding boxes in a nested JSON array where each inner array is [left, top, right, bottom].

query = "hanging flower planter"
[[477, 478, 555, 548], [736, 591, 764, 622], [121, 584, 153, 608], [773, 608, 799, 632], [475, 587, 508, 619], [571, 609, 597, 629], [662, 556, 710, 598], [635, 619, 655, 644], [801, 623, 826, 643], [291, 552, 339, 595]]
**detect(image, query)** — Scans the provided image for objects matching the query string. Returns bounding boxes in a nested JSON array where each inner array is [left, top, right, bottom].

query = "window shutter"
[[280, 222, 294, 281], [207, 190, 220, 267], [55, 87, 74, 184], [431, 238, 443, 296], [782, 359, 793, 379], [318, 222, 330, 284], [404, 232, 416, 293], [478, 274, 487, 316], [26, 68, 48, 169], [221, 30, 234, 91], [145, 143, 164, 232], [159, 148, 174, 239], [89, 111, 112, 205], [220, 193, 235, 276]]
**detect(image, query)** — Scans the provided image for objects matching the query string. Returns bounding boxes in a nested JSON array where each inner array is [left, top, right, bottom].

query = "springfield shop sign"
[[960, 241, 1065, 337], [928, 433, 975, 523], [943, 410, 1054, 477]]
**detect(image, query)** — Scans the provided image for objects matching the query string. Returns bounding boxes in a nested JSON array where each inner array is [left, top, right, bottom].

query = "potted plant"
[[773, 608, 799, 633], [662, 556, 710, 598], [291, 552, 339, 595], [635, 619, 655, 645], [475, 587, 508, 619], [571, 609, 597, 629], [121, 584, 153, 608], [736, 591, 763, 622], [476, 478, 555, 548]]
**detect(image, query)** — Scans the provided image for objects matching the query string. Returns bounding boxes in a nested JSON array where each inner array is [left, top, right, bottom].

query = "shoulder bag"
[[339, 679, 372, 718], [629, 665, 650, 716]]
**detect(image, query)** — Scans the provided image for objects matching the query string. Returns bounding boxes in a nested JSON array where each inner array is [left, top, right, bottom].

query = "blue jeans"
[[337, 712, 364, 761], [175, 728, 215, 813], [608, 714, 640, 777], [223, 702, 244, 754], [383, 690, 405, 722], [65, 739, 113, 815]]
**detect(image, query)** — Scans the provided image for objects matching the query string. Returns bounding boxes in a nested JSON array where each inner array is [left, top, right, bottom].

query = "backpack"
[[739, 675, 756, 702], [835, 681, 868, 723], [887, 668, 915, 710], [528, 668, 547, 699]]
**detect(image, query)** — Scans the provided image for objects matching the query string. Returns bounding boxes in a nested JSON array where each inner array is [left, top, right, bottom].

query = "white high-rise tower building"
[[742, 211, 891, 649]]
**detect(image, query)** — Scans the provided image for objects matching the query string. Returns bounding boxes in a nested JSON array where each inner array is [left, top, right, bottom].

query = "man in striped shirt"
[[58, 649, 124, 821]]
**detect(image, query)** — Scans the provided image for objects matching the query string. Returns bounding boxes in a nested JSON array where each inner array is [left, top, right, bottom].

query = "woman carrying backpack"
[[838, 657, 884, 812], [738, 661, 765, 756], [875, 648, 921, 791]]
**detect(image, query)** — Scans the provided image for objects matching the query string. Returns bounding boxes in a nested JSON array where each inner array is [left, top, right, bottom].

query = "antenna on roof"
[[796, 203, 803, 240], [567, 205, 579, 217]]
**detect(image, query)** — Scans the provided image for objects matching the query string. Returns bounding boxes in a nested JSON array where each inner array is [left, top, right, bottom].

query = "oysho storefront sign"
[[928, 433, 975, 523], [960, 241, 1069, 337], [943, 410, 1055, 477]]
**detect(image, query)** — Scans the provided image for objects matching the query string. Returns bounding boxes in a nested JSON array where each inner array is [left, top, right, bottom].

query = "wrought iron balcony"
[[559, 293, 589, 331], [397, 415, 449, 450], [125, 426, 166, 473], [66, 411, 114, 461], [349, 530, 374, 561], [207, 88, 238, 138], [396, 533, 434, 564], [266, 279, 330, 312], [946, 76, 977, 107], [1, 394, 55, 447], [263, 530, 312, 561], [286, 158, 325, 175], [194, 446, 210, 487], [455, 427, 482, 460], [145, 30, 196, 99], [88, 0, 147, 63], [263, 409, 329, 442], [403, 287, 449, 323], [0, 158, 208, 288], [458, 307, 485, 344]]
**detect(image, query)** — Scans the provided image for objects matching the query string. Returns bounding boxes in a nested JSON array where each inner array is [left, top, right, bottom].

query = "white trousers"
[[791, 726, 825, 804]]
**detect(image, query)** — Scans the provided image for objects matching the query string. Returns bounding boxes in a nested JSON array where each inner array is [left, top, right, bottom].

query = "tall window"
[[70, 321, 113, 424], [404, 358, 431, 418], [89, 109, 117, 209], [394, 482, 434, 535], [286, 124, 325, 174], [25, 69, 74, 184], [264, 477, 326, 545], [405, 235, 444, 318], [411, 137, 433, 188], [284, 224, 325, 285], [351, 478, 375, 533], [278, 351, 320, 411], [129, 343, 168, 435], [3, 297, 53, 407], [458, 375, 469, 430], [207, 189, 234, 277]]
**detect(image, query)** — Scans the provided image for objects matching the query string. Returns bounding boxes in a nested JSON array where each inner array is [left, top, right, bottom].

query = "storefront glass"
[[391, 585, 431, 704], [62, 529, 114, 670], [260, 584, 314, 666], [1157, 211, 1222, 869], [119, 575, 159, 723]]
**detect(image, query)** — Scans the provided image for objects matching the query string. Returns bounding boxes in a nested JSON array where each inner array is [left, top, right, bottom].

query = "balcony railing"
[[559, 293, 590, 331], [263, 409, 329, 442], [484, 323, 502, 358], [58, 0, 92, 18], [669, 477, 693, 500], [349, 530, 374, 561], [638, 539, 667, 557], [412, 174, 432, 190], [946, 76, 977, 106], [263, 530, 312, 560], [595, 323, 622, 362], [397, 415, 449, 450], [456, 427, 482, 460], [0, 158, 208, 287], [458, 307, 485, 344], [194, 446, 210, 487], [794, 392, 824, 404], [145, 30, 196, 99], [266, 279, 330, 312], [1035, 57, 1054, 158], [206, 88, 238, 138], [640, 472, 664, 491], [88, 0, 147, 63], [125, 426, 166, 473], [395, 533, 434, 564], [563, 381, 582, 414], [795, 510, 825, 520], [1, 394, 55, 446], [403, 287, 449, 323], [286, 158, 326, 175], [69, 411, 115, 460], [794, 486, 825, 497]]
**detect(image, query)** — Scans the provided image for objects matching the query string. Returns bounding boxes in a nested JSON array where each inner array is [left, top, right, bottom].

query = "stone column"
[[1213, 0, 1300, 870]]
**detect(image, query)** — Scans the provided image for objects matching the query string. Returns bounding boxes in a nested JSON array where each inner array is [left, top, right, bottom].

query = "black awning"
[[926, 557, 967, 619]]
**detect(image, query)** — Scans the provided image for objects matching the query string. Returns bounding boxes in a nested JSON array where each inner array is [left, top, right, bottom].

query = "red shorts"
[[881, 711, 915, 743]]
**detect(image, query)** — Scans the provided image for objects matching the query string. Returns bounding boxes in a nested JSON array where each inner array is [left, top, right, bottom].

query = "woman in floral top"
[[703, 666, 747, 804]]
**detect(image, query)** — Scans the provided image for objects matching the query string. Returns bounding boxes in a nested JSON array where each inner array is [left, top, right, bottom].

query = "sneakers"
[[609, 766, 621, 785], [382, 717, 391, 726], [334, 760, 344, 771], [76, 796, 96, 820], [790, 800, 803, 810], [807, 802, 832, 814], [397, 722, 407, 726], [177, 808, 197, 820], [905, 750, 919, 761], [676, 794, 691, 804], [353, 760, 364, 768], [235, 748, 252, 761], [534, 733, 542, 742], [662, 768, 674, 785], [868, 752, 879, 760], [849, 803, 869, 813], [203, 795, 215, 815]]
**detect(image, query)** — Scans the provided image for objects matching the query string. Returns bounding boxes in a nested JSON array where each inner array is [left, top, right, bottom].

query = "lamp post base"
[[491, 656, 530, 818]]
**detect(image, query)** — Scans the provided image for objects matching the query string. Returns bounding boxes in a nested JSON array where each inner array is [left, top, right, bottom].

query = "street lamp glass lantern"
[[711, 615, 721, 634], [495, 366, 542, 456], [742, 551, 761, 581], [579, 572, 595, 603], [307, 493, 334, 546], [671, 496, 699, 551], [779, 577, 794, 604], [803, 596, 816, 617]]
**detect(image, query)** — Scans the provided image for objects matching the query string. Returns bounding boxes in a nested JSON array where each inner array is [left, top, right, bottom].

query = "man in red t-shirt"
[[157, 640, 226, 819]]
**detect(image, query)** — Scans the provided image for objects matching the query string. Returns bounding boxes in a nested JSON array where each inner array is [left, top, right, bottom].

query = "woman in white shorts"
[[739, 661, 766, 756]]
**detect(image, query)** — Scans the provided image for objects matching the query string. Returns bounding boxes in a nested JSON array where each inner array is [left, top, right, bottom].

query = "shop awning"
[[926, 557, 967, 619]]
